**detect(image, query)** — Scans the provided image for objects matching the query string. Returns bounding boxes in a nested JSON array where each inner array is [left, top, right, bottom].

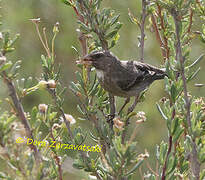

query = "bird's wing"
[[116, 61, 147, 91], [116, 61, 165, 91], [134, 61, 165, 74]]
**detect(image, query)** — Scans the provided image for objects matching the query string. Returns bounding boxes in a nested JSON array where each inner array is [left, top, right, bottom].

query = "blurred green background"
[[0, 0, 204, 179]]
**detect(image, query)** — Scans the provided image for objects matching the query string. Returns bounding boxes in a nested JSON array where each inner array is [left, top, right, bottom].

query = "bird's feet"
[[106, 114, 115, 128], [127, 96, 139, 115]]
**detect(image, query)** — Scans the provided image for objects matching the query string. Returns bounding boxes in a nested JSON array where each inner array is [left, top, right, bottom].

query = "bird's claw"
[[106, 114, 115, 127]]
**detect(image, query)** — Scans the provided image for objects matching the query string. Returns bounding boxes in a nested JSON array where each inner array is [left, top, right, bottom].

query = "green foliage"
[[0, 0, 204, 180], [63, 0, 122, 50]]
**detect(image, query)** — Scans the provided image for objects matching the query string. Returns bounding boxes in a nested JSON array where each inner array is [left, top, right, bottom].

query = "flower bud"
[[53, 22, 59, 33]]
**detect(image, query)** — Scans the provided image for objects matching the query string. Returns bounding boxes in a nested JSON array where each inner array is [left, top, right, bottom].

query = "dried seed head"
[[160, 97, 167, 103], [194, 97, 204, 105], [0, 32, 3, 40], [0, 56, 6, 66], [30, 18, 41, 24], [61, 114, 76, 125], [135, 111, 146, 122], [113, 117, 124, 131], [174, 172, 183, 179], [38, 104, 48, 114], [47, 80, 56, 89], [52, 123, 61, 130], [76, 92, 82, 98], [138, 149, 149, 161]]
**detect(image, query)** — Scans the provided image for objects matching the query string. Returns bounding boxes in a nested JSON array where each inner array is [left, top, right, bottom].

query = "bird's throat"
[[96, 69, 104, 80]]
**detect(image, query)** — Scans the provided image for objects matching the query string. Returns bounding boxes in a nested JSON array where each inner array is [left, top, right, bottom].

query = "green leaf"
[[77, 21, 90, 33], [187, 67, 200, 82], [156, 145, 160, 160], [128, 10, 140, 26], [75, 71, 84, 88], [3, 31, 10, 46], [49, 112, 57, 120], [172, 128, 183, 143], [186, 54, 204, 69], [105, 30, 118, 40], [61, 0, 73, 6], [41, 55, 48, 68], [114, 22, 123, 31], [0, 172, 7, 178], [171, 117, 179, 135], [167, 156, 177, 175], [0, 61, 12, 72], [170, 83, 178, 103], [9, 60, 21, 77], [31, 106, 38, 127], [77, 104, 85, 115], [9, 33, 20, 47], [127, 111, 137, 119], [5, 47, 15, 53], [70, 82, 80, 92], [125, 160, 144, 176], [159, 142, 168, 164], [109, 33, 120, 49], [110, 14, 120, 26], [156, 103, 168, 121]]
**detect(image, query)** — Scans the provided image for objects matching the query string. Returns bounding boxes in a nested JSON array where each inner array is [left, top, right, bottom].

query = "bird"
[[80, 50, 166, 115]]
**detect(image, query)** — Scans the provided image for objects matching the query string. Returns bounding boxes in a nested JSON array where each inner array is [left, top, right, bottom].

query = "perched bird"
[[81, 51, 166, 114]]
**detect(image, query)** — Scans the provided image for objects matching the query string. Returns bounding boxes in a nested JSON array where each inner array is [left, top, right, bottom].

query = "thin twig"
[[146, 161, 159, 177], [121, 96, 139, 144], [1, 72, 42, 164], [43, 27, 50, 53], [162, 136, 172, 180], [156, 4, 170, 59], [162, 106, 175, 179], [139, 167, 144, 180], [48, 89, 73, 139], [139, 0, 147, 62], [50, 130, 63, 180], [48, 89, 105, 179], [151, 14, 167, 59], [187, 9, 193, 34], [171, 8, 200, 180], [128, 125, 139, 145], [52, 33, 57, 60], [34, 23, 51, 58]]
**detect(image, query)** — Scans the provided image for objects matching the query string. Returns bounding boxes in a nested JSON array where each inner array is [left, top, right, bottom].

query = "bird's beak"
[[76, 55, 93, 66]]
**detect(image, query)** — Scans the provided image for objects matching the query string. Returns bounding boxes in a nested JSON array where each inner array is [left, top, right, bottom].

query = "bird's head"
[[81, 51, 116, 70]]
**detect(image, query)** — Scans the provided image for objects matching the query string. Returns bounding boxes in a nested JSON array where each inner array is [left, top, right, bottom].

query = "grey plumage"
[[82, 51, 166, 98]]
